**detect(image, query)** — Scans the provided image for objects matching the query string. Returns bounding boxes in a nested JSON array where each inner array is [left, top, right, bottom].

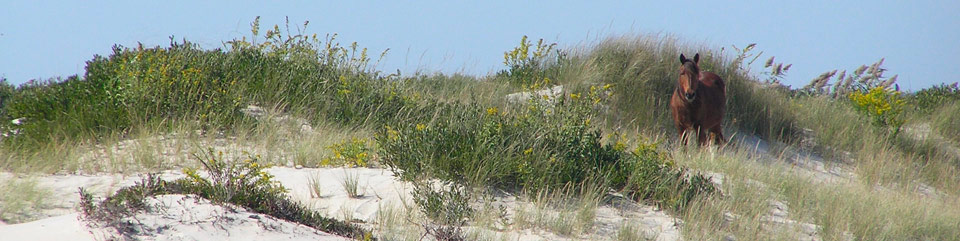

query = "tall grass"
[[552, 35, 800, 142], [930, 101, 960, 143], [549, 34, 960, 196], [675, 147, 960, 240]]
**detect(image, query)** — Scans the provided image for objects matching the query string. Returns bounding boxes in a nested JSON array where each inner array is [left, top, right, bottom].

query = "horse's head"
[[677, 53, 701, 102]]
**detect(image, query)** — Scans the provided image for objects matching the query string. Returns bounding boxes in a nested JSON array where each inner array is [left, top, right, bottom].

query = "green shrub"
[[497, 36, 558, 87], [0, 18, 413, 153], [78, 174, 167, 235], [848, 86, 906, 134], [0, 78, 14, 119], [412, 180, 472, 241], [909, 82, 960, 114], [180, 149, 286, 203], [412, 181, 474, 226], [321, 138, 374, 167], [377, 84, 714, 211]]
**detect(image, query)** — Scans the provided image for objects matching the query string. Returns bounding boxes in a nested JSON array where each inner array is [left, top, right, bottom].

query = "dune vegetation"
[[1, 18, 959, 240]]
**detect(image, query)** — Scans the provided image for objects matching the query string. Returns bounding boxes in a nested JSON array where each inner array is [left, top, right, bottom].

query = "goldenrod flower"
[[486, 107, 499, 116]]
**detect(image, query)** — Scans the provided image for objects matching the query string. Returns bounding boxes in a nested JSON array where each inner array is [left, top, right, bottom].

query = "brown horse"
[[670, 53, 726, 146]]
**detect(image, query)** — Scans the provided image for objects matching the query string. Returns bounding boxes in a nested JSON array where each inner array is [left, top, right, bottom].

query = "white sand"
[[122, 194, 349, 241], [0, 166, 682, 240], [731, 132, 856, 183], [268, 167, 414, 223], [0, 194, 349, 241], [0, 213, 100, 241]]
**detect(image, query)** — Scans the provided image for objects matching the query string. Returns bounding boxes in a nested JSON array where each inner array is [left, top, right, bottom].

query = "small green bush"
[[497, 35, 558, 87], [848, 86, 906, 134], [321, 138, 374, 167], [78, 173, 170, 238], [411, 180, 472, 241], [180, 149, 287, 204], [909, 82, 960, 114], [412, 181, 474, 226]]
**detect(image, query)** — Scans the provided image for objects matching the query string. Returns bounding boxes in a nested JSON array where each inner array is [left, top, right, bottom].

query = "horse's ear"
[[680, 54, 687, 64], [693, 53, 700, 64]]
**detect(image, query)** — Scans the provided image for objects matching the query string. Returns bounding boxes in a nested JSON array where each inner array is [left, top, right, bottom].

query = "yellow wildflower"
[[321, 158, 331, 166], [614, 141, 626, 151], [487, 107, 499, 116]]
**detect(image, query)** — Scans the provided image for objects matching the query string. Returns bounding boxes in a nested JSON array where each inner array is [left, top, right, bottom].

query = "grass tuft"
[[307, 172, 323, 198], [341, 170, 363, 198]]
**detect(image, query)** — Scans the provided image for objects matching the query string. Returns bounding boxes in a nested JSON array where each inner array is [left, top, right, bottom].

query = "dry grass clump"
[[511, 184, 604, 237], [0, 177, 51, 223]]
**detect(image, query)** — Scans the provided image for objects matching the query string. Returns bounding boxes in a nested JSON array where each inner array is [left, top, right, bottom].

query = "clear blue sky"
[[2, 0, 958, 90]]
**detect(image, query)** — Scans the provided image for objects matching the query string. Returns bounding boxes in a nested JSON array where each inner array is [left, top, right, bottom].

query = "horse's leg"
[[677, 126, 688, 146], [696, 126, 708, 146], [711, 125, 726, 146]]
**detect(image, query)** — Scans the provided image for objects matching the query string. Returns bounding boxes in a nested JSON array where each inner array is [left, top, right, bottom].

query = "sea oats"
[[882, 75, 898, 88], [854, 65, 868, 76]]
